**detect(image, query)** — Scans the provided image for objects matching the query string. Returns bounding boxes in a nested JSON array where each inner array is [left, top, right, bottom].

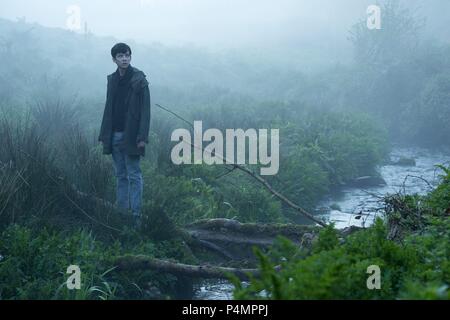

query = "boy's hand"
[[137, 141, 146, 148]]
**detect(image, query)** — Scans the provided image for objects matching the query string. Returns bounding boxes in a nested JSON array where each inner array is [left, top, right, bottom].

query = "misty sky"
[[1, 0, 448, 50]]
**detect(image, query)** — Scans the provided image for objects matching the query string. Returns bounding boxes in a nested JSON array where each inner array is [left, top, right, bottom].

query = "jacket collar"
[[109, 66, 147, 90], [114, 65, 133, 79]]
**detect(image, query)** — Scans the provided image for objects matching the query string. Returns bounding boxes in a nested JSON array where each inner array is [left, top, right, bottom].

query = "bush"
[[0, 224, 198, 299], [232, 166, 450, 300]]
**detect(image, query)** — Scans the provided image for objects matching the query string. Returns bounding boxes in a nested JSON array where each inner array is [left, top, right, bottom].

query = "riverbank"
[[194, 146, 450, 299], [318, 146, 450, 229], [232, 161, 450, 299]]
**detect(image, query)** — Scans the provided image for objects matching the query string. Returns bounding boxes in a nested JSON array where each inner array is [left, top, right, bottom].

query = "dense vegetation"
[[0, 0, 448, 299], [0, 92, 388, 299], [232, 166, 450, 299]]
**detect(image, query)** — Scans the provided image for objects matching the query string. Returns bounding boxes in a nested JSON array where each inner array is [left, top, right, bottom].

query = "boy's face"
[[113, 51, 131, 69]]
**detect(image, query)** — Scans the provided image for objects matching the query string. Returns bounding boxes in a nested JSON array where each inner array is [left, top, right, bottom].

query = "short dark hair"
[[111, 43, 132, 59]]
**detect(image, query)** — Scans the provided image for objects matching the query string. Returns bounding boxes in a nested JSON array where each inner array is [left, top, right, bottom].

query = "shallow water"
[[193, 280, 237, 300], [193, 147, 450, 299], [318, 147, 450, 229]]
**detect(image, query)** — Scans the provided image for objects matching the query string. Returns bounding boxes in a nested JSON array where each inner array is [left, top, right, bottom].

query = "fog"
[[2, 0, 449, 49], [1, 0, 450, 301], [1, 0, 361, 48], [1, 0, 450, 146]]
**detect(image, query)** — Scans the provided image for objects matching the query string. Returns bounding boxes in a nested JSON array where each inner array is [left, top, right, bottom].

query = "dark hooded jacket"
[[98, 66, 151, 156]]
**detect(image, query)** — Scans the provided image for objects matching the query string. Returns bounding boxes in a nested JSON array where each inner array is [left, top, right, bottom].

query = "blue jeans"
[[111, 132, 143, 217]]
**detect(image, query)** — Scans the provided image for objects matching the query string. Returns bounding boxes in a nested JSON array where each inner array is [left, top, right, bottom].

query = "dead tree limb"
[[155, 103, 328, 227], [188, 229, 275, 247], [115, 255, 281, 281], [191, 239, 235, 260], [230, 164, 327, 227], [186, 218, 319, 246]]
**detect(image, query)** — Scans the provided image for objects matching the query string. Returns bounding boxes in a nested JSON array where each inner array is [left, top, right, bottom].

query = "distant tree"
[[349, 0, 424, 71]]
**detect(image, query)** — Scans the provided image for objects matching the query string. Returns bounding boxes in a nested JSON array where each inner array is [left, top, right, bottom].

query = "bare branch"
[[115, 255, 281, 281], [154, 103, 328, 227]]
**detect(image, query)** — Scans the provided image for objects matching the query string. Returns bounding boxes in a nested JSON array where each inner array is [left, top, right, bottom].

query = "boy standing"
[[98, 43, 151, 225]]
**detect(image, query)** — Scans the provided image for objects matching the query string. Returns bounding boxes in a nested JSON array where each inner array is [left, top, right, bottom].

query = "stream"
[[193, 146, 450, 300]]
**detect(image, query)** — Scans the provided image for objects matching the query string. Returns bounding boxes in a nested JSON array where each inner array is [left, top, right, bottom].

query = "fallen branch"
[[232, 164, 327, 226], [184, 219, 321, 260], [188, 229, 274, 247], [115, 255, 280, 281], [174, 227, 238, 260], [155, 103, 328, 227], [402, 174, 434, 193], [188, 218, 318, 236]]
